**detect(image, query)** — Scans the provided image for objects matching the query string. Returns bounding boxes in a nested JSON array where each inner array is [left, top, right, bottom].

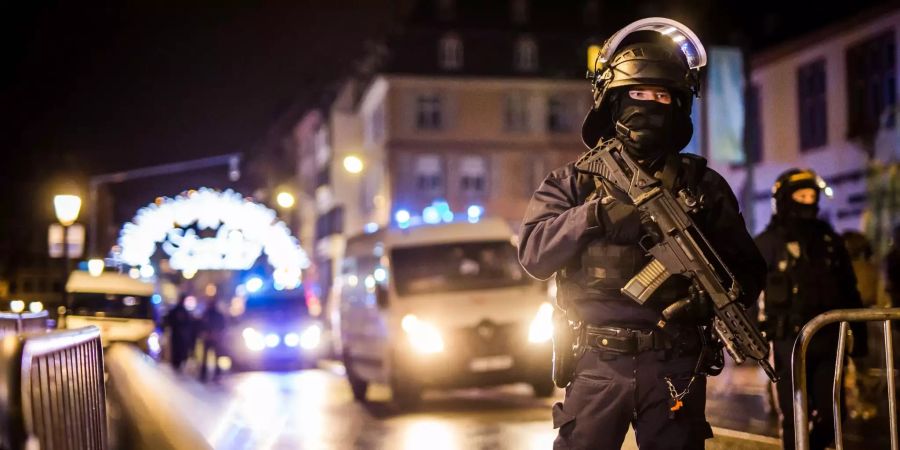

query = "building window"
[[514, 37, 538, 73], [746, 83, 763, 163], [846, 30, 896, 139], [439, 34, 463, 71], [414, 154, 444, 197], [315, 206, 344, 241], [547, 96, 571, 132], [416, 94, 443, 130], [365, 102, 385, 146], [459, 155, 488, 196], [510, 0, 528, 25], [797, 59, 828, 151], [504, 93, 530, 132]]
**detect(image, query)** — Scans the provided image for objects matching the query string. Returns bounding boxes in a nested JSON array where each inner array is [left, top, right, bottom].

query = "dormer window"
[[511, 0, 529, 25], [439, 34, 463, 70], [514, 37, 538, 72]]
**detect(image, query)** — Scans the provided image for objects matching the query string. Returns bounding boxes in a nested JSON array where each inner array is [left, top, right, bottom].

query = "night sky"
[[0, 0, 891, 260]]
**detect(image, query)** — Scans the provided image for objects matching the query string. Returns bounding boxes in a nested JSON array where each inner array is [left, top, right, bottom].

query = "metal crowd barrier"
[[792, 308, 900, 450], [0, 313, 20, 337], [19, 312, 50, 334], [0, 326, 107, 450], [0, 312, 49, 338]]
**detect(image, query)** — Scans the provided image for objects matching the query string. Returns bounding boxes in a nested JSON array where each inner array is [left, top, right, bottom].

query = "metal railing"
[[792, 308, 900, 450], [0, 312, 49, 338], [0, 326, 107, 450], [19, 312, 50, 334]]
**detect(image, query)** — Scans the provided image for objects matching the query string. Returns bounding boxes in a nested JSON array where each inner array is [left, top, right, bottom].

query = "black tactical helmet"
[[771, 168, 828, 214], [582, 18, 706, 148]]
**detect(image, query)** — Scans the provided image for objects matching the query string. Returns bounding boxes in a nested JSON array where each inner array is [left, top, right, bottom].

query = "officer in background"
[[755, 169, 866, 450], [518, 18, 766, 449]]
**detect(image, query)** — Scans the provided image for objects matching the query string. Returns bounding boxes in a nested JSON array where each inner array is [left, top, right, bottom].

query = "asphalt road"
[[151, 359, 782, 450]]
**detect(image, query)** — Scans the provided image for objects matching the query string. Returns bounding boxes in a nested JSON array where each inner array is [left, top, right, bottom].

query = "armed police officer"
[[756, 169, 866, 450], [518, 18, 767, 449]]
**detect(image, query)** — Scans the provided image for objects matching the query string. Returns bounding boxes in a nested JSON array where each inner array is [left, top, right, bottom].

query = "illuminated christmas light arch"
[[118, 188, 309, 279]]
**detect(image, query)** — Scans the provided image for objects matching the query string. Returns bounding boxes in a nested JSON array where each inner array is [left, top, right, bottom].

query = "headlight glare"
[[300, 324, 321, 350], [401, 314, 444, 354], [528, 302, 554, 343], [242, 327, 265, 351], [284, 332, 301, 347], [264, 333, 280, 348]]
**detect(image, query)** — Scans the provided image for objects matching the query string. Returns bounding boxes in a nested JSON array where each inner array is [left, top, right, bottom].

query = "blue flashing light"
[[422, 206, 441, 224], [246, 277, 264, 294], [151, 294, 162, 305], [467, 205, 483, 223], [365, 222, 379, 234], [433, 200, 454, 223], [395, 209, 411, 226]]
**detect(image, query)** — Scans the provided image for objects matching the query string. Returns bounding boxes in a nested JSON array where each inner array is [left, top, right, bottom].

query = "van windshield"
[[70, 293, 153, 320], [391, 241, 532, 296]]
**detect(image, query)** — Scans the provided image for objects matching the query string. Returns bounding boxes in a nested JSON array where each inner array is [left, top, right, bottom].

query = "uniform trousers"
[[553, 348, 712, 449]]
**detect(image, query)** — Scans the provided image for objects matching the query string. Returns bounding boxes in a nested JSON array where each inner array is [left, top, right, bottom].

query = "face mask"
[[776, 191, 820, 222], [613, 96, 675, 160]]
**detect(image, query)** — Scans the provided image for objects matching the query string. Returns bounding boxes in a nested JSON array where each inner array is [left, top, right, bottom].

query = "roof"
[[345, 217, 515, 255], [66, 271, 155, 296], [750, 2, 900, 68]]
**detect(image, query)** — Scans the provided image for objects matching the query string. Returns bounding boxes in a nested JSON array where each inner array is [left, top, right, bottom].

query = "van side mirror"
[[375, 285, 389, 309]]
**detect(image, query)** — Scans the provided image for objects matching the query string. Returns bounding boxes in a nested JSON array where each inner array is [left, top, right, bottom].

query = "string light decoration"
[[118, 188, 310, 276]]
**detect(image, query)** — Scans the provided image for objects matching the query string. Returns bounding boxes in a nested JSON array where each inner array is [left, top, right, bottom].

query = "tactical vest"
[[558, 148, 707, 309], [764, 222, 844, 339]]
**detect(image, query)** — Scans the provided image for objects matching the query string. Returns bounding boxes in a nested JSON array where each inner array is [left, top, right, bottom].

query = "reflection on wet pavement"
[[165, 362, 781, 449]]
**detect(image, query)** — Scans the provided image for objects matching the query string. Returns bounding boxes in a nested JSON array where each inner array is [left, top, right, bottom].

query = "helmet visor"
[[594, 17, 707, 72]]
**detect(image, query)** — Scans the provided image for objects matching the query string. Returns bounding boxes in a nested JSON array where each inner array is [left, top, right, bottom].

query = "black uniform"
[[519, 151, 766, 449], [756, 210, 865, 450]]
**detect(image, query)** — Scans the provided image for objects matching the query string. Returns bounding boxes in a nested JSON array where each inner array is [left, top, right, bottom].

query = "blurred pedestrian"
[[842, 230, 879, 308], [756, 169, 867, 450], [163, 294, 194, 373], [886, 225, 900, 308], [199, 298, 228, 382]]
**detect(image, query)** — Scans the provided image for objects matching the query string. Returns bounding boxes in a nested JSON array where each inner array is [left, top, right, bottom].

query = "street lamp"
[[54, 195, 81, 227], [276, 191, 296, 209], [54, 194, 81, 311], [343, 155, 364, 174]]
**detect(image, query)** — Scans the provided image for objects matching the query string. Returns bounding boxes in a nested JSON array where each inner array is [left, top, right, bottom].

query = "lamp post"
[[54, 194, 81, 310]]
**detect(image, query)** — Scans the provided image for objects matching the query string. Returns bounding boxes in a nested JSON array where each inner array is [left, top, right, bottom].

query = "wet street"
[[141, 359, 783, 450]]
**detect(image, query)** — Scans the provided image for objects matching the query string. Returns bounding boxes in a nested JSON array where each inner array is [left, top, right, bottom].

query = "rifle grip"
[[622, 259, 671, 305]]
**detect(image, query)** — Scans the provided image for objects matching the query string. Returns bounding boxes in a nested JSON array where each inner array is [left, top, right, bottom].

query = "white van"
[[337, 218, 554, 406], [65, 271, 161, 356]]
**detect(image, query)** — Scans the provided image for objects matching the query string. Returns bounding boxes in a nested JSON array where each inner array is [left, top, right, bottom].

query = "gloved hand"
[[661, 283, 713, 324], [595, 196, 659, 245]]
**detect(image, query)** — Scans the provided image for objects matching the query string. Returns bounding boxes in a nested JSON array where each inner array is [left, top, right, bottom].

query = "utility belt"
[[584, 325, 673, 355]]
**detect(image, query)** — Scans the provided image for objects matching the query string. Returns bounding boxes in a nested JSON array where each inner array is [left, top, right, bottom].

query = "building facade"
[[293, 0, 601, 309], [742, 5, 900, 242]]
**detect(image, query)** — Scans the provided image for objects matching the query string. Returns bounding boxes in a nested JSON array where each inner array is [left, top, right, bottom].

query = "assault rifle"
[[576, 143, 778, 382]]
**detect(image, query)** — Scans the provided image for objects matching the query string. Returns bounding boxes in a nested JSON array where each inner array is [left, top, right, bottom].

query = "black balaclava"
[[775, 183, 820, 226], [611, 90, 693, 165]]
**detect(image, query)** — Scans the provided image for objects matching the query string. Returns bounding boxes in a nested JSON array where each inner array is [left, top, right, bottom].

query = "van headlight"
[[299, 324, 321, 350], [528, 302, 554, 344], [401, 314, 444, 354], [242, 327, 265, 352], [147, 331, 161, 355]]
